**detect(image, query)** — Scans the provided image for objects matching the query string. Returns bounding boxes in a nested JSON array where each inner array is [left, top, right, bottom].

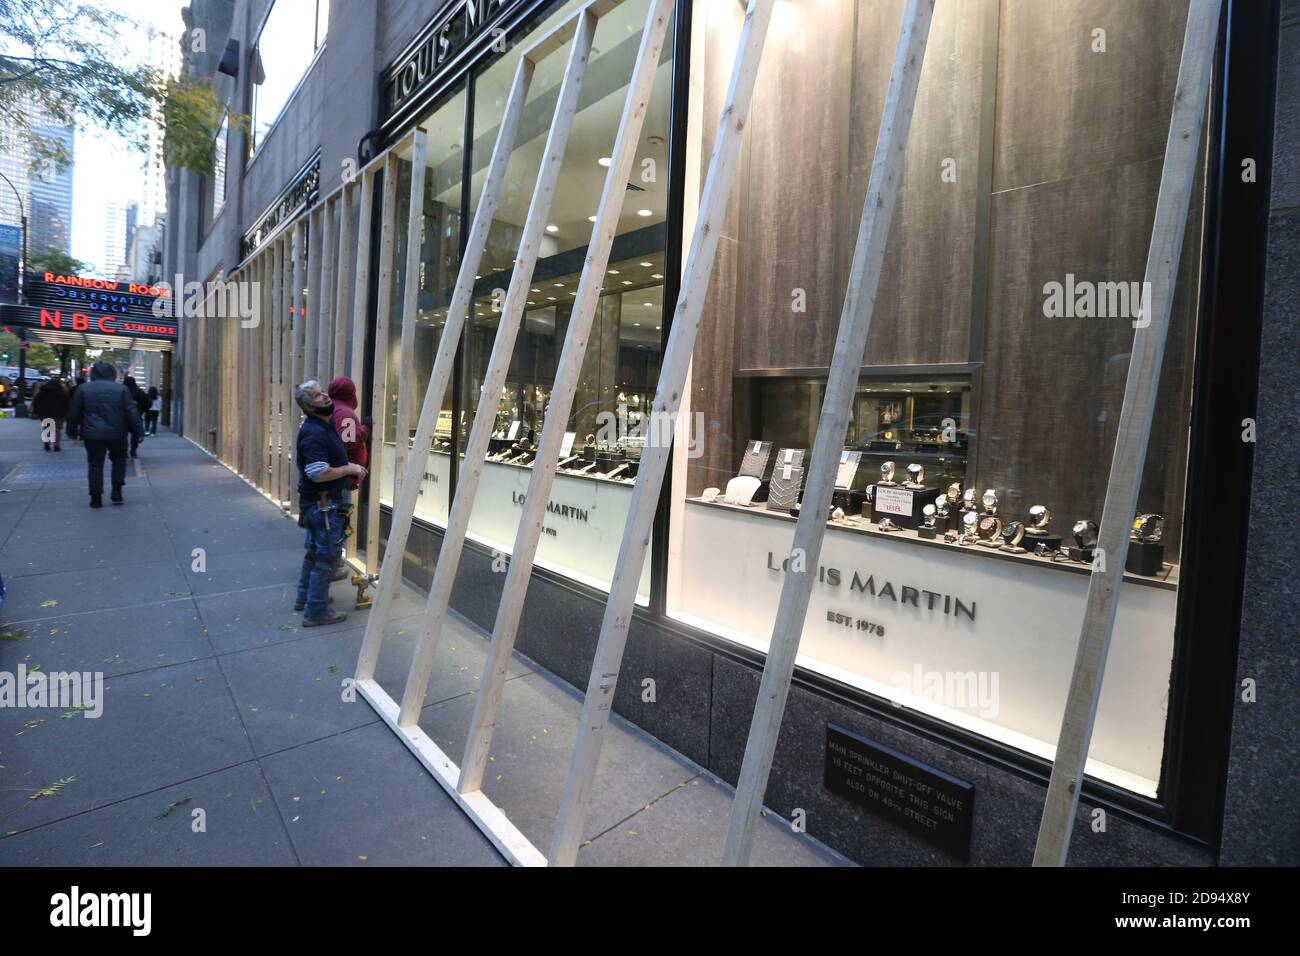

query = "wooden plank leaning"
[[362, 152, 402, 575], [547, 0, 778, 867], [394, 129, 430, 513], [1033, 0, 1221, 867], [720, 0, 935, 867]]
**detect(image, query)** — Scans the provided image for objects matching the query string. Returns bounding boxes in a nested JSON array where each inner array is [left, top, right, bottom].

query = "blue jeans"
[[296, 502, 339, 617]]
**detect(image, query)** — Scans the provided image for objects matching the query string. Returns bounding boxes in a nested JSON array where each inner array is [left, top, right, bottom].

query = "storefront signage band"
[[381, 0, 523, 127], [241, 151, 321, 260]]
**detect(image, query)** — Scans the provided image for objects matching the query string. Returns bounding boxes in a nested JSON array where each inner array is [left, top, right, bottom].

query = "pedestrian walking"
[[31, 376, 70, 451], [145, 386, 161, 435], [294, 380, 366, 626], [123, 376, 150, 457], [326, 376, 371, 581], [65, 361, 144, 508]]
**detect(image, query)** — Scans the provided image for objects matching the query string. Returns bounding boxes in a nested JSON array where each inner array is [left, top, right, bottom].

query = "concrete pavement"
[[0, 417, 844, 866]]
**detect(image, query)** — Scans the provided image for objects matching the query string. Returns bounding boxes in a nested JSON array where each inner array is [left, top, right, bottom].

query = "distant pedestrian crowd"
[[30, 362, 160, 507]]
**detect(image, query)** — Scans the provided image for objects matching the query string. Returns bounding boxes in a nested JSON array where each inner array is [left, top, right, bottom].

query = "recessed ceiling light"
[[608, 269, 619, 275], [527, 300, 535, 305], [655, 326, 661, 330], [531, 288, 540, 292], [639, 261, 652, 267], [598, 157, 611, 167], [546, 224, 558, 233], [651, 273, 663, 280], [588, 216, 597, 223], [643, 302, 653, 307], [621, 280, 632, 285], [546, 296, 556, 301], [553, 282, 564, 287], [633, 322, 640, 327], [637, 209, 652, 217]]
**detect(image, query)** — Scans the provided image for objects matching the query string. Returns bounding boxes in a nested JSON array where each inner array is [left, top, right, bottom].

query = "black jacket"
[[67, 380, 144, 441], [32, 382, 70, 419]]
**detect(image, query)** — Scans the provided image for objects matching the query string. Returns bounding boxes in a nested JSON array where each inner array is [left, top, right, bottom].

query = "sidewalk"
[[0, 417, 845, 866]]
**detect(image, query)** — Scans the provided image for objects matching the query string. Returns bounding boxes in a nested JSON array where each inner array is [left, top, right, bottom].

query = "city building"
[[164, 0, 1298, 867], [142, 26, 183, 231], [0, 92, 75, 258]]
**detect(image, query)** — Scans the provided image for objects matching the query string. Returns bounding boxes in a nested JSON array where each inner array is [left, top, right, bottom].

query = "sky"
[[68, 0, 189, 276]]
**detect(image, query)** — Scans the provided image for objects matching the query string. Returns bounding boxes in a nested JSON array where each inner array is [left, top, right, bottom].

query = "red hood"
[[327, 376, 358, 408]]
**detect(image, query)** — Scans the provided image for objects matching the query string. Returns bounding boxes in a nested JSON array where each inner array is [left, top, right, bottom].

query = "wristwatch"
[[981, 489, 999, 514], [1073, 519, 1099, 550], [976, 514, 1003, 545], [879, 461, 896, 485], [933, 493, 950, 517], [1025, 504, 1051, 535], [1000, 520, 1026, 552], [1131, 513, 1164, 542], [905, 463, 925, 488]]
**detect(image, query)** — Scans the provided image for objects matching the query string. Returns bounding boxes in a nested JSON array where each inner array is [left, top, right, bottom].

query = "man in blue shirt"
[[294, 380, 367, 626]]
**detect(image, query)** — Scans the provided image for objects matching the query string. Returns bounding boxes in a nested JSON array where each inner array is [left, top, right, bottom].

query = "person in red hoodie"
[[326, 377, 370, 580]]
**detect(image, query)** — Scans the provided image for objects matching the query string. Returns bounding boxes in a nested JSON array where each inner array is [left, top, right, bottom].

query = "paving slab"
[[416, 669, 697, 852], [0, 559, 191, 621], [0, 598, 210, 678], [0, 658, 253, 832], [260, 722, 505, 866], [578, 773, 847, 867], [0, 762, 297, 866]]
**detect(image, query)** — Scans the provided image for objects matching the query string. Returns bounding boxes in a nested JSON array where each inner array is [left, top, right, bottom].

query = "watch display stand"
[[870, 484, 939, 531], [1126, 540, 1165, 576], [1023, 532, 1061, 553], [1067, 546, 1096, 564], [917, 524, 939, 540]]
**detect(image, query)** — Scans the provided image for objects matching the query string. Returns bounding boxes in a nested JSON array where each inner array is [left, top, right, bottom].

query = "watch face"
[[947, 482, 962, 503], [962, 510, 979, 530], [1132, 513, 1165, 542], [906, 463, 924, 485], [1073, 519, 1099, 549], [934, 493, 949, 516], [1028, 504, 1050, 529], [922, 503, 936, 526], [1002, 520, 1024, 546], [981, 489, 998, 513], [880, 461, 896, 482], [962, 488, 977, 509], [977, 515, 1002, 540]]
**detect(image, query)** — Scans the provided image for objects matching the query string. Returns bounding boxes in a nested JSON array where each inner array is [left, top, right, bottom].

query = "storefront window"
[[668, 0, 1204, 798], [454, 0, 674, 600], [376, 84, 468, 526]]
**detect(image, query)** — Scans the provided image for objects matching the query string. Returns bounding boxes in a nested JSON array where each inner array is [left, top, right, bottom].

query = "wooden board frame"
[[353, 0, 666, 866]]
